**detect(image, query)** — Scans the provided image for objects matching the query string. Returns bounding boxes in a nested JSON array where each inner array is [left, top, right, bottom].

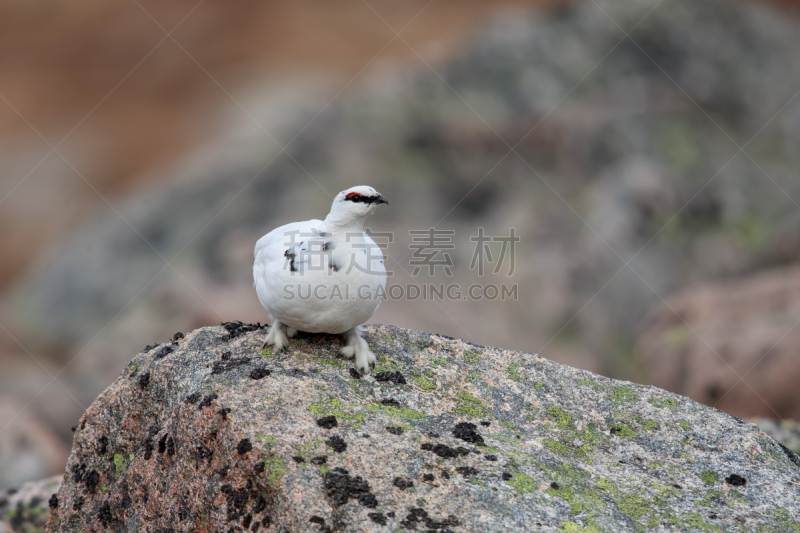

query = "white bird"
[[253, 185, 388, 373]]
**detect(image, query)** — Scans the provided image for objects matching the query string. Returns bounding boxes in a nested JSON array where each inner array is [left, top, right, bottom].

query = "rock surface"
[[635, 265, 800, 420], [48, 324, 800, 532]]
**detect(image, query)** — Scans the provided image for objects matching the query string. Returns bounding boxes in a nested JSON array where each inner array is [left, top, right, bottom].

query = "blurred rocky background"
[[1, 0, 800, 491]]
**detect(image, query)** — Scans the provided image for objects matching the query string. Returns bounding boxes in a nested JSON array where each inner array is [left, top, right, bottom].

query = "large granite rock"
[[48, 324, 800, 532]]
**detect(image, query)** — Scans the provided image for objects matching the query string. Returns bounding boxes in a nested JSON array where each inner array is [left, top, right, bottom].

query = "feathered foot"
[[340, 326, 376, 375], [262, 320, 290, 352]]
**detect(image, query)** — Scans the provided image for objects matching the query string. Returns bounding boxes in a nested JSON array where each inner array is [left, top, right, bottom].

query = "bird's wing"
[[253, 219, 324, 283]]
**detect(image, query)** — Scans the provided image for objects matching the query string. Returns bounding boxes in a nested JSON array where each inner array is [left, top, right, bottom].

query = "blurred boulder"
[[752, 418, 800, 454], [635, 265, 800, 420], [0, 397, 69, 490], [0, 475, 61, 533], [7, 0, 800, 420]]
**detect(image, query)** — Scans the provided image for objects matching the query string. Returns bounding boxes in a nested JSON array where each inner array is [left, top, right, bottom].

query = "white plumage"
[[253, 185, 388, 373]]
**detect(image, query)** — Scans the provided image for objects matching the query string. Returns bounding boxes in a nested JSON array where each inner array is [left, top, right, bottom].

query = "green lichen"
[[128, 364, 138, 374], [534, 382, 545, 389], [699, 470, 719, 485], [454, 391, 492, 418], [113, 453, 128, 479], [578, 379, 638, 404], [410, 375, 436, 391], [508, 362, 522, 381], [258, 348, 274, 357], [314, 355, 344, 369], [373, 354, 402, 374], [676, 419, 691, 431], [366, 403, 427, 420], [307, 397, 366, 424], [609, 423, 637, 440], [682, 513, 722, 532], [559, 523, 603, 533], [463, 351, 480, 364], [648, 397, 678, 409], [763, 509, 800, 532], [430, 357, 449, 367], [256, 434, 277, 443], [507, 471, 538, 494], [546, 406, 575, 428], [641, 419, 659, 431], [263, 455, 287, 489]]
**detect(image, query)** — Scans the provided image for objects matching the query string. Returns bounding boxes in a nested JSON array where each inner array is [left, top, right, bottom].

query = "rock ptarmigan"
[[253, 185, 388, 373]]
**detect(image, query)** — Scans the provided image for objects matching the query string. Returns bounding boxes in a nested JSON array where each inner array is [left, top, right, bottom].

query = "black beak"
[[375, 195, 388, 205]]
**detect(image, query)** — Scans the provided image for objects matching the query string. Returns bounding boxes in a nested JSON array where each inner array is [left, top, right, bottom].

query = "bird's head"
[[325, 185, 388, 228]]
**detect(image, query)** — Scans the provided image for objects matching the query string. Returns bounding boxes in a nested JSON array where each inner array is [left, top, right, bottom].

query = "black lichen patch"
[[326, 436, 347, 453], [368, 512, 387, 525], [311, 456, 328, 465], [484, 454, 498, 461], [97, 436, 108, 455], [252, 494, 267, 514], [456, 466, 479, 477], [158, 434, 168, 454], [386, 426, 405, 435], [359, 493, 378, 508], [255, 462, 265, 474], [221, 484, 250, 522], [777, 442, 800, 468], [166, 436, 176, 456], [197, 445, 214, 465], [219, 407, 232, 420], [212, 357, 252, 375], [550, 482, 560, 490], [250, 368, 271, 380], [480, 421, 491, 427], [421, 443, 464, 459], [453, 422, 485, 445], [292, 456, 306, 463], [221, 321, 265, 341], [349, 368, 362, 379], [309, 515, 325, 524], [393, 477, 414, 490], [725, 474, 747, 486], [185, 392, 202, 405], [198, 393, 219, 409], [423, 474, 435, 482], [138, 371, 151, 389], [242, 513, 253, 529], [49, 493, 59, 509], [317, 416, 338, 429], [402, 507, 460, 531], [374, 371, 407, 385], [72, 463, 100, 494], [237, 438, 253, 455], [97, 501, 114, 527], [172, 332, 185, 342], [380, 398, 401, 407], [152, 345, 173, 359], [323, 467, 372, 507]]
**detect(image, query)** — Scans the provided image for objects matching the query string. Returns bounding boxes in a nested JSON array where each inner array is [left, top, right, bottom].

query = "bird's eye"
[[346, 193, 363, 200]]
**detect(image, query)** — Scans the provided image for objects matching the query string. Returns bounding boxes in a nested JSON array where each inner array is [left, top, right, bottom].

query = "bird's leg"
[[340, 326, 375, 374], [286, 327, 298, 338], [262, 320, 289, 352]]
